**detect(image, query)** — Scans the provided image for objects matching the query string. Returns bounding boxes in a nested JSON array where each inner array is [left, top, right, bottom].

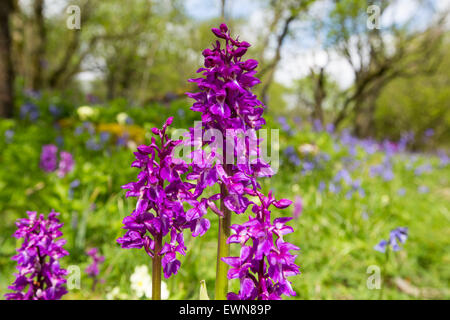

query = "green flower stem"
[[379, 248, 390, 300], [215, 182, 231, 300], [152, 233, 162, 300]]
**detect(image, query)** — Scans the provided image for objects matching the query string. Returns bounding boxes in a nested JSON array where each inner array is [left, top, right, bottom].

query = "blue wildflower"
[[374, 227, 408, 253], [5, 130, 14, 143], [20, 103, 40, 121]]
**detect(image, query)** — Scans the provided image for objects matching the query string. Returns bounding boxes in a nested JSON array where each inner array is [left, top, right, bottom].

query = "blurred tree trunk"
[[260, 14, 295, 106], [353, 77, 386, 137], [0, 0, 14, 118], [312, 67, 325, 124], [48, 30, 80, 88], [26, 0, 45, 90], [353, 96, 373, 137], [220, 0, 226, 21], [106, 70, 116, 101], [48, 1, 93, 89]]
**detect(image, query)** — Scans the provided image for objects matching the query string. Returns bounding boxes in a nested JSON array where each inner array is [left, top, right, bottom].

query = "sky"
[[185, 0, 450, 89]]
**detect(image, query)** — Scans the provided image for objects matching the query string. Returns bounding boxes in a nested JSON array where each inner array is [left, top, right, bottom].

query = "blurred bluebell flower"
[[74, 125, 84, 136], [125, 116, 134, 125], [345, 179, 365, 199], [374, 240, 388, 253], [374, 227, 408, 253], [334, 169, 352, 185], [329, 183, 340, 194], [86, 93, 99, 104], [302, 161, 314, 173], [278, 116, 295, 135], [382, 168, 394, 181], [340, 129, 355, 146], [4, 129, 14, 143], [360, 139, 378, 154], [325, 123, 334, 134], [86, 138, 102, 151], [414, 163, 432, 176], [70, 179, 81, 189], [100, 131, 111, 143], [437, 150, 449, 167], [83, 121, 95, 135], [23, 89, 41, 99], [353, 179, 364, 195], [347, 159, 361, 172], [49, 104, 62, 118], [116, 135, 128, 147], [319, 152, 331, 162], [333, 143, 341, 152], [74, 121, 95, 136], [20, 102, 40, 121], [424, 128, 434, 138], [318, 181, 326, 193], [370, 159, 394, 182], [313, 119, 322, 132], [55, 135, 64, 147], [381, 140, 399, 155], [398, 131, 414, 152], [68, 179, 81, 199], [284, 146, 301, 166], [418, 185, 429, 194], [348, 146, 357, 157]]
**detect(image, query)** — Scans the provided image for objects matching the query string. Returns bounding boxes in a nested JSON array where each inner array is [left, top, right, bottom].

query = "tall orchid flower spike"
[[186, 24, 300, 299], [117, 117, 211, 299], [5, 210, 69, 300]]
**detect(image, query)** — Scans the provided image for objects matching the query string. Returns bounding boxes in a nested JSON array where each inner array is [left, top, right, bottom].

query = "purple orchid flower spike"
[[57, 151, 75, 178], [40, 145, 75, 178], [185, 23, 300, 300], [40, 144, 58, 172], [5, 210, 69, 300], [117, 118, 210, 285], [85, 248, 105, 278], [293, 196, 303, 219], [85, 247, 105, 291]]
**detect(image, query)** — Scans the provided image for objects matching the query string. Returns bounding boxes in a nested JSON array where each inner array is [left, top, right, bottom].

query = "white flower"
[[116, 112, 129, 125], [106, 286, 128, 300], [129, 265, 170, 299], [161, 281, 169, 300], [77, 105, 97, 121], [130, 265, 152, 299], [127, 140, 137, 151], [298, 143, 319, 155]]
